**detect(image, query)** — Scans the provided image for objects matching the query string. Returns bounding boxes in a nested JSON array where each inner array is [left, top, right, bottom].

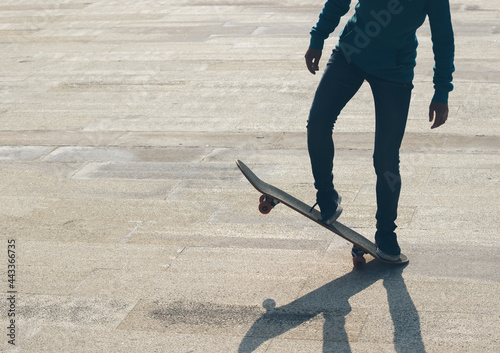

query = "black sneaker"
[[315, 189, 342, 224], [375, 231, 401, 261]]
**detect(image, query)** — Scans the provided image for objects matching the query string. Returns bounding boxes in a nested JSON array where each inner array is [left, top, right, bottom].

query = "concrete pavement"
[[0, 0, 499, 352]]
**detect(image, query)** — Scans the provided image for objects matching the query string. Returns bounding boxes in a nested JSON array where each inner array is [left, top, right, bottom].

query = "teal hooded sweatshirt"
[[310, 0, 455, 103]]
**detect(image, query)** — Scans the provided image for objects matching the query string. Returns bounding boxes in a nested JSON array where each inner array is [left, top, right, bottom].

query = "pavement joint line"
[[118, 221, 144, 244], [38, 145, 59, 161], [207, 200, 228, 225], [383, 267, 392, 279], [70, 161, 91, 179], [165, 179, 188, 201], [407, 207, 418, 228], [71, 268, 95, 295]]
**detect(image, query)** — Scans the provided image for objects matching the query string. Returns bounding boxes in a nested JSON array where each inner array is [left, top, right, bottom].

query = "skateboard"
[[236, 160, 408, 269]]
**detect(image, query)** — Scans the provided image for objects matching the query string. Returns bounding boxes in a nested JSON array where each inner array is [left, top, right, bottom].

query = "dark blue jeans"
[[307, 49, 413, 235]]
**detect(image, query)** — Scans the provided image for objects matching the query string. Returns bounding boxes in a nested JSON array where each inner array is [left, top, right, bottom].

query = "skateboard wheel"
[[259, 201, 273, 214], [353, 256, 366, 270]]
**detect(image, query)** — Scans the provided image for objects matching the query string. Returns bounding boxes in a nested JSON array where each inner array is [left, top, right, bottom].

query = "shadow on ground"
[[239, 262, 426, 353]]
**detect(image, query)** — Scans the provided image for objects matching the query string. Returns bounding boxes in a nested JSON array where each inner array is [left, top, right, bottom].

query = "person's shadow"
[[239, 261, 426, 352]]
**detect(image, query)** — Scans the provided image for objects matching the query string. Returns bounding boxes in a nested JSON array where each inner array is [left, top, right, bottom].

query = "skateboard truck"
[[259, 194, 280, 214]]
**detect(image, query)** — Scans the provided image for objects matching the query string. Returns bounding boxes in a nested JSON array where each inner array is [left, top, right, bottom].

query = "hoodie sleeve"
[[428, 0, 455, 103], [309, 0, 352, 50]]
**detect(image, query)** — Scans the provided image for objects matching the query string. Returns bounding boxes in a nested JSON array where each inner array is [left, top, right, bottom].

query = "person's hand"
[[429, 100, 449, 129], [305, 48, 322, 75]]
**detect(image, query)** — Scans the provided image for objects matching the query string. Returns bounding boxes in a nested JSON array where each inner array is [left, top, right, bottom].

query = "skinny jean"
[[307, 49, 413, 235]]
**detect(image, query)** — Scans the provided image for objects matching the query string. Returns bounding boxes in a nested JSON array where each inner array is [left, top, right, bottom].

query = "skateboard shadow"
[[238, 262, 426, 353]]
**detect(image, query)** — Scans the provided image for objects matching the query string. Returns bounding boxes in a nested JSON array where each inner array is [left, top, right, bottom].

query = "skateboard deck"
[[236, 160, 408, 269]]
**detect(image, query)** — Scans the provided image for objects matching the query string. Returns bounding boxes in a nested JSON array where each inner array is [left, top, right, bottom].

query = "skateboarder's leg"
[[368, 77, 413, 259], [307, 50, 364, 222], [307, 49, 364, 192]]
